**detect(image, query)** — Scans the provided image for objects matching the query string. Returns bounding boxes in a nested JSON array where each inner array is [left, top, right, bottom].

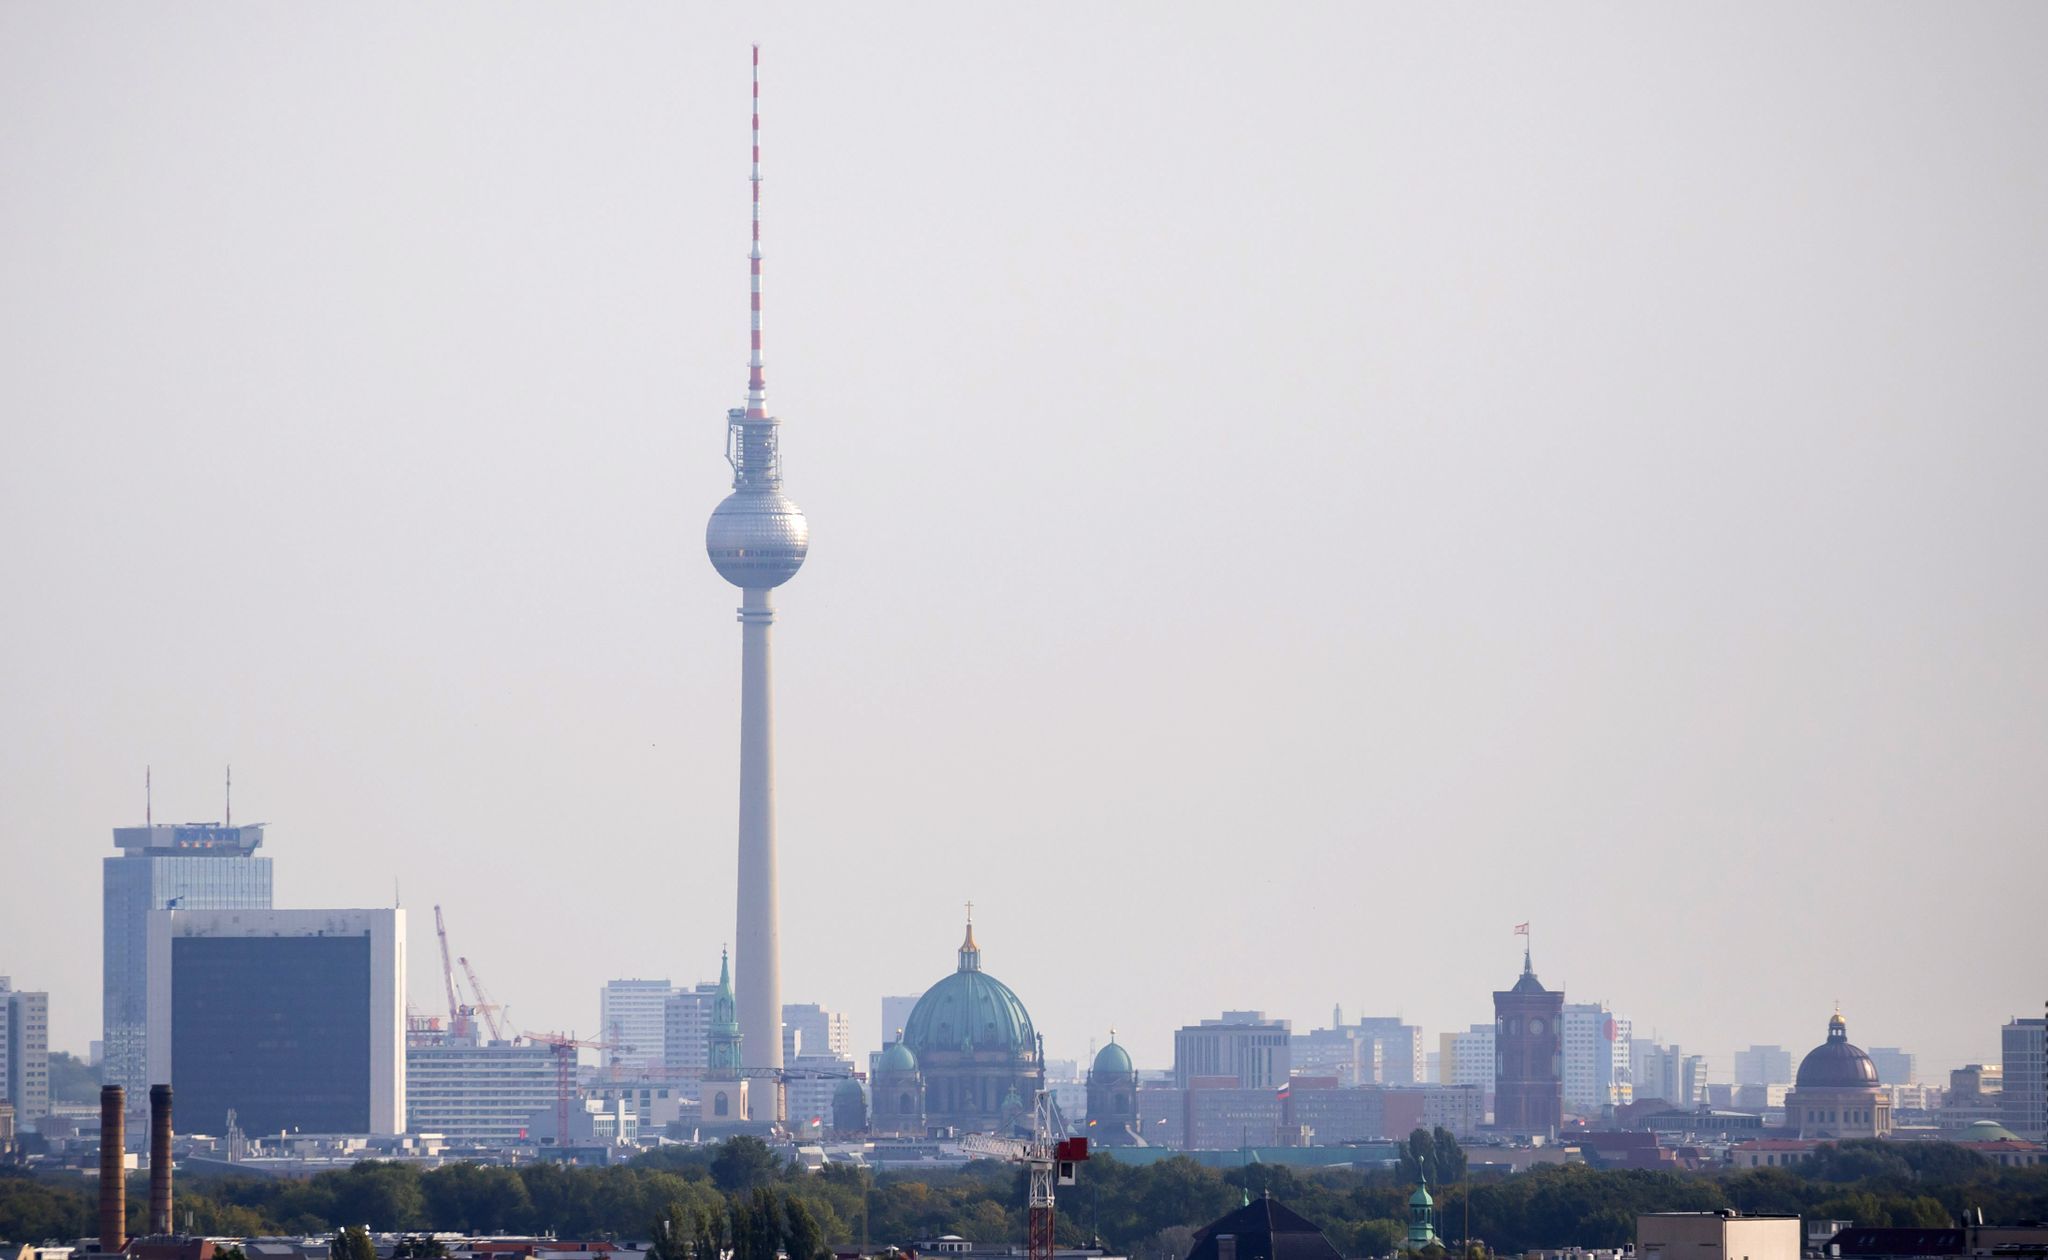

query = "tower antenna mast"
[[225, 765, 232, 828]]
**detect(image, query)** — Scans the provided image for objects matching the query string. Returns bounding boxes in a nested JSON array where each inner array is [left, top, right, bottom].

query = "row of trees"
[[4, 1137, 2046, 1256]]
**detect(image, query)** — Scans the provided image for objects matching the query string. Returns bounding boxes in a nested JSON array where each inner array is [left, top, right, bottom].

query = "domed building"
[[1786, 1011, 1891, 1138], [871, 1039, 925, 1136], [892, 914, 1046, 1135], [1086, 1032, 1140, 1145]]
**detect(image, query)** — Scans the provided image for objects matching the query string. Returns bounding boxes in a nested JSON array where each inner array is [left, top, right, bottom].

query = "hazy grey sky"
[[3, 4, 2045, 1078]]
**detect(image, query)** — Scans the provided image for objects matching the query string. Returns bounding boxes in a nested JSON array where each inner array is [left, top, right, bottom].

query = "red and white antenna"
[[746, 43, 766, 421]]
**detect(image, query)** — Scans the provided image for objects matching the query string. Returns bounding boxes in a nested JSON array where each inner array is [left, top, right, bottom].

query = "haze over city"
[[4, 1, 2046, 1086]]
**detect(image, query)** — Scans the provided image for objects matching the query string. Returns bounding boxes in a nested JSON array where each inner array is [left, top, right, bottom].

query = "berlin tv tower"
[[704, 45, 809, 1123]]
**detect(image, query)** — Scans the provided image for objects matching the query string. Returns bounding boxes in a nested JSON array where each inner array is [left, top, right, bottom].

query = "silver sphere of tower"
[[706, 487, 808, 589]]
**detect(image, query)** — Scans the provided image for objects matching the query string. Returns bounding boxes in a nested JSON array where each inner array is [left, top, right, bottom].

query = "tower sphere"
[[706, 488, 809, 588]]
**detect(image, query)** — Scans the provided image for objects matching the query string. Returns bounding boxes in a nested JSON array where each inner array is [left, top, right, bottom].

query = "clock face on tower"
[[1529, 1018, 1545, 1035]]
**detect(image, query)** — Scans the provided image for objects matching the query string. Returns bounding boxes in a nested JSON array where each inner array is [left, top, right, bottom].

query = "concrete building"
[[1184, 1082, 1285, 1149], [0, 978, 50, 1127], [1634, 1042, 1704, 1109], [104, 822, 273, 1096], [1785, 1012, 1890, 1139], [1175, 1012, 1291, 1089], [703, 47, 813, 1123], [1444, 1025, 1496, 1099], [1357, 1018, 1424, 1085], [1867, 1047, 1915, 1086], [405, 1031, 555, 1144], [1494, 946, 1564, 1136], [782, 1003, 851, 1061], [146, 907, 405, 1135], [599, 980, 674, 1074], [662, 980, 720, 1086], [1291, 1027, 1379, 1086], [1733, 1046, 1793, 1088], [1562, 1002, 1632, 1114], [881, 996, 919, 1046], [2003, 1018, 2045, 1139], [1638, 1214, 1799, 1260]]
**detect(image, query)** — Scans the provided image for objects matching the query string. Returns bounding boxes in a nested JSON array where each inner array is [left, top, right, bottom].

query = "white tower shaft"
[[736, 585, 782, 1119]]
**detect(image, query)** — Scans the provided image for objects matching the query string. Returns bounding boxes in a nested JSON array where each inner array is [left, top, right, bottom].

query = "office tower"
[[2002, 1017, 2045, 1139], [600, 979, 674, 1073], [1734, 1045, 1794, 1087], [1561, 1002, 1633, 1112], [782, 1003, 851, 1061], [1867, 1047, 1916, 1086], [1356, 1018, 1424, 1085], [104, 820, 273, 1095], [0, 979, 50, 1126], [146, 908, 404, 1135], [1493, 944, 1564, 1136], [703, 46, 811, 1125], [406, 1030, 556, 1144], [664, 980, 721, 1083], [881, 995, 919, 1045], [1446, 1025, 1496, 1090], [1174, 1011, 1292, 1088]]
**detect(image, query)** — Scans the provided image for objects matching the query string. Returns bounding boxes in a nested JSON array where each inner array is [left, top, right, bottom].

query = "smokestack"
[[99, 1084, 126, 1254], [148, 1084, 173, 1236]]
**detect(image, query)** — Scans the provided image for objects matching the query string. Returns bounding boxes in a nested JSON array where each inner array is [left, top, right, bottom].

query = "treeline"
[[4, 1138, 2047, 1258]]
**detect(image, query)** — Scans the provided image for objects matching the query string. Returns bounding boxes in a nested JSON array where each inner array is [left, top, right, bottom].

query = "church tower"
[[701, 950, 750, 1127]]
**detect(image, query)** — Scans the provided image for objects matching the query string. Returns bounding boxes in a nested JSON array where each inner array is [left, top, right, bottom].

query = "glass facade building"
[[103, 824, 272, 1095], [171, 935, 371, 1134]]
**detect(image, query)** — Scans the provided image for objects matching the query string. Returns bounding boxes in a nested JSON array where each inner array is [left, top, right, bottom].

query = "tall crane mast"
[[960, 1092, 1088, 1260], [522, 1030, 629, 1150], [459, 956, 506, 1042], [432, 905, 473, 1039]]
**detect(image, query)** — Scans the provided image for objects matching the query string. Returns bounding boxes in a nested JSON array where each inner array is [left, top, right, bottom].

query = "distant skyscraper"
[[1867, 1046, 1916, 1086], [599, 979, 674, 1073], [1492, 942, 1563, 1137], [0, 978, 50, 1127], [2002, 1017, 2045, 1140], [147, 908, 404, 1135], [664, 980, 722, 1083], [881, 995, 919, 1045], [1174, 1012, 1291, 1089], [1356, 1018, 1424, 1085], [1733, 1045, 1793, 1088], [703, 46, 811, 1125], [782, 1003, 851, 1061], [1561, 1002, 1632, 1113], [1445, 1025, 1495, 1091], [104, 820, 273, 1095]]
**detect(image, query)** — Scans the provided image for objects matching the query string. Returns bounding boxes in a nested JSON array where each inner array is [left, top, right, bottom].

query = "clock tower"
[[1493, 939, 1564, 1137]]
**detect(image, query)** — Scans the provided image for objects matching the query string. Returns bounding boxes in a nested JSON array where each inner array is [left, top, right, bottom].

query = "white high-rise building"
[[703, 47, 812, 1125], [406, 1031, 555, 1144], [600, 979, 674, 1074], [1562, 1002, 1632, 1113], [664, 980, 721, 1083], [1446, 1024, 1495, 1090], [782, 1003, 851, 1061], [0, 979, 51, 1127]]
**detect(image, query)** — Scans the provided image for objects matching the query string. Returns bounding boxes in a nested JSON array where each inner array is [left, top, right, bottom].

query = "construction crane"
[[432, 905, 474, 1040], [522, 1030, 630, 1150], [735, 1063, 858, 1129], [459, 955, 506, 1042], [959, 1092, 1088, 1260]]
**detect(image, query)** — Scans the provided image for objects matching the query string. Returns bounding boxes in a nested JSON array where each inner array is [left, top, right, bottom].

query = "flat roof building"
[[1638, 1214, 1800, 1260], [104, 823, 273, 1096], [146, 908, 404, 1135], [406, 1032, 555, 1144]]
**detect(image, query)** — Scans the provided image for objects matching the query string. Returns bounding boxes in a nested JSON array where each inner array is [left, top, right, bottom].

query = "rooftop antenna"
[[746, 42, 765, 422], [146, 765, 152, 828], [224, 764, 232, 828]]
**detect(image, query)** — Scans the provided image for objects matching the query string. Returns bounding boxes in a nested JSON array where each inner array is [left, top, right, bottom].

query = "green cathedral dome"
[[900, 919, 1039, 1056], [1093, 1037, 1133, 1077]]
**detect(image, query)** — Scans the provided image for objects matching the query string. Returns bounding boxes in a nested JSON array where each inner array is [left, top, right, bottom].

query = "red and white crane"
[[960, 1092, 1088, 1260]]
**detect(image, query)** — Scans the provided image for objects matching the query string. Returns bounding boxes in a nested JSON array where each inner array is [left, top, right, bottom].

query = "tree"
[[785, 1195, 827, 1260], [1431, 1129, 1467, 1186], [334, 1225, 378, 1260], [712, 1137, 784, 1195]]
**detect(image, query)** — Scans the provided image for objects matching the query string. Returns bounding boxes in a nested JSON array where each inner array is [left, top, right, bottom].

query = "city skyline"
[[3, 6, 2046, 1081]]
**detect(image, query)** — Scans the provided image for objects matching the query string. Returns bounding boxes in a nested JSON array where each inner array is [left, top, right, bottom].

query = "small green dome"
[[1093, 1039, 1133, 1077], [880, 1041, 919, 1073], [901, 919, 1039, 1057], [1409, 1186, 1434, 1208], [834, 1078, 867, 1103], [1960, 1119, 2024, 1143]]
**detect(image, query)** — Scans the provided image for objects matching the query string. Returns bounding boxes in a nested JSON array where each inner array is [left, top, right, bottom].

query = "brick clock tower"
[[1493, 936, 1563, 1137]]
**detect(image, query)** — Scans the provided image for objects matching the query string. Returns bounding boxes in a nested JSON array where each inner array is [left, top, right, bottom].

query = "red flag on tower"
[[1513, 922, 1530, 935]]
